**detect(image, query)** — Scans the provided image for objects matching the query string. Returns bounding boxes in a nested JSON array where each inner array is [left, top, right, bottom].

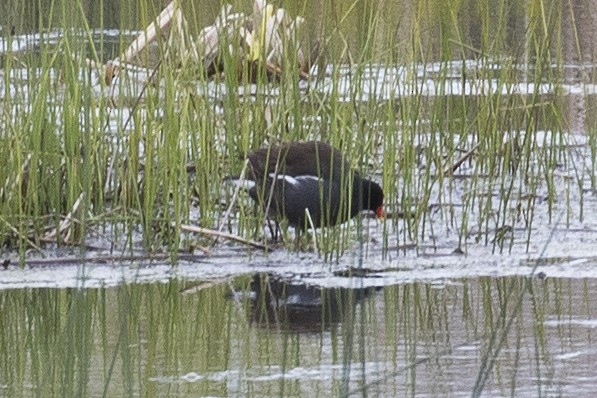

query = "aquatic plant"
[[0, 0, 589, 264]]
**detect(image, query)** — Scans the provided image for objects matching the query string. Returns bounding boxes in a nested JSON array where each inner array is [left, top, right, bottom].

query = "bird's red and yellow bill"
[[376, 206, 384, 219]]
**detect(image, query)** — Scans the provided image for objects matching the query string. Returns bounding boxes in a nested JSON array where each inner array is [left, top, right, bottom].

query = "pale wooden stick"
[[0, 215, 43, 254], [443, 143, 480, 176], [120, 1, 177, 64], [180, 223, 267, 250], [304, 208, 318, 253], [217, 161, 248, 235], [44, 192, 86, 240]]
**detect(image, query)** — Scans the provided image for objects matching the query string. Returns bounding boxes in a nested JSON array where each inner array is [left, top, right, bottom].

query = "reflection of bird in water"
[[242, 273, 380, 333]]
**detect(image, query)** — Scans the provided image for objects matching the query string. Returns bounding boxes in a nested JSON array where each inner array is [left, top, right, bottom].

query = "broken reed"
[[0, 0, 577, 260]]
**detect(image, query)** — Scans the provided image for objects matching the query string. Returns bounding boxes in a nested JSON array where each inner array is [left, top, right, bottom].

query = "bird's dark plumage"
[[237, 141, 384, 231]]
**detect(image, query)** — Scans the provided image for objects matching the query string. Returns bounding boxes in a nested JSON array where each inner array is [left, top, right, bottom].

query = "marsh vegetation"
[[1, 0, 597, 396]]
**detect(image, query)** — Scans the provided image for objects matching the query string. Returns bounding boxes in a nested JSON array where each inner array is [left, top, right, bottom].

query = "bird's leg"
[[265, 218, 285, 244], [275, 220, 284, 244], [266, 217, 277, 241]]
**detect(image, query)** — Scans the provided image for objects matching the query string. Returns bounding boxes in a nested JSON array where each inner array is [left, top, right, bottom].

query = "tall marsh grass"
[[0, 0, 591, 260], [2, 3, 596, 398]]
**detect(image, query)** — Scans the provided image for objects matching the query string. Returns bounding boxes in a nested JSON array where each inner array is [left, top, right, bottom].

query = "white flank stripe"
[[268, 173, 322, 186], [295, 175, 322, 183]]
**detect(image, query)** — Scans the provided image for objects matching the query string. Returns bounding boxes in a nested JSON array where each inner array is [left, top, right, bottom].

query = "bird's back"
[[247, 141, 350, 181]]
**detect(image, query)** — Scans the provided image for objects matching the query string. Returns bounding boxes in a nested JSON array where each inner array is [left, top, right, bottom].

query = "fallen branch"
[[18, 253, 209, 268], [120, 1, 177, 64], [216, 161, 248, 238], [44, 192, 86, 241], [443, 143, 480, 176], [92, 0, 314, 91], [180, 223, 268, 251], [0, 215, 44, 254]]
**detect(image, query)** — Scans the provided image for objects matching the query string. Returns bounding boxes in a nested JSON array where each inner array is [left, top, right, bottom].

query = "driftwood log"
[[97, 0, 317, 86]]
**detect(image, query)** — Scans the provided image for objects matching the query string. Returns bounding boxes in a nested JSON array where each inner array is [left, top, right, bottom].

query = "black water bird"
[[230, 141, 384, 236]]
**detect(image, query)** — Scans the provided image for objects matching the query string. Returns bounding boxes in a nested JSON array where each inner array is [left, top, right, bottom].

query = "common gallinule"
[[232, 141, 384, 234]]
